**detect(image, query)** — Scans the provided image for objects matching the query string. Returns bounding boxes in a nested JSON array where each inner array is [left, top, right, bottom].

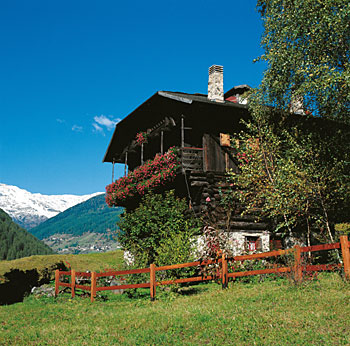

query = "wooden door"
[[203, 134, 237, 172]]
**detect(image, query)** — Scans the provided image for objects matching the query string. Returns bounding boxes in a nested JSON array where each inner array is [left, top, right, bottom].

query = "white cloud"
[[93, 115, 120, 131], [72, 125, 83, 132], [92, 123, 105, 136], [56, 118, 65, 124]]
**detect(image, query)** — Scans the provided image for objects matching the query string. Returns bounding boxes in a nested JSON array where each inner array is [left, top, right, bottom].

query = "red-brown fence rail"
[[55, 235, 350, 302]]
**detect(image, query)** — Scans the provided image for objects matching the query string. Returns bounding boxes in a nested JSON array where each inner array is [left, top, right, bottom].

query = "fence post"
[[222, 254, 228, 289], [71, 269, 76, 298], [150, 263, 156, 301], [91, 272, 97, 302], [294, 245, 302, 284], [55, 269, 59, 297], [340, 235, 350, 280]]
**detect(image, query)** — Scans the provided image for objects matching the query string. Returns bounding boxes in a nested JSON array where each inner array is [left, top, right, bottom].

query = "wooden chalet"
[[103, 65, 270, 254]]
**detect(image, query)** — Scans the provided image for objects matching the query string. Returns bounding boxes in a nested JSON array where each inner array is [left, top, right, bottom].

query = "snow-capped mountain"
[[0, 183, 103, 229]]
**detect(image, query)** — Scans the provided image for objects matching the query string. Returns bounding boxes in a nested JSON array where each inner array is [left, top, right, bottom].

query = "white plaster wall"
[[124, 231, 270, 266], [123, 250, 135, 266], [193, 230, 270, 258]]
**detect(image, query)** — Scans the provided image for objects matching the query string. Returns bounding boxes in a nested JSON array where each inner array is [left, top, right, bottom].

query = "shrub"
[[156, 228, 196, 284], [118, 190, 201, 269]]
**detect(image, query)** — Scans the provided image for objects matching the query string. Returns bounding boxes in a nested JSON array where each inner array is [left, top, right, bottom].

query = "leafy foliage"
[[256, 0, 350, 122], [335, 223, 350, 241], [156, 230, 197, 283], [226, 114, 350, 245], [0, 209, 53, 260], [223, 0, 350, 246], [30, 194, 123, 240], [118, 190, 201, 268]]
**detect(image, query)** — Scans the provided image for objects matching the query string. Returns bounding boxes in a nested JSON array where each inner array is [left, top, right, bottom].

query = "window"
[[245, 236, 261, 252]]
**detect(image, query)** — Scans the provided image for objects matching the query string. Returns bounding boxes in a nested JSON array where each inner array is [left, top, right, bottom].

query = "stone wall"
[[208, 65, 224, 102], [224, 231, 270, 256], [194, 230, 270, 258]]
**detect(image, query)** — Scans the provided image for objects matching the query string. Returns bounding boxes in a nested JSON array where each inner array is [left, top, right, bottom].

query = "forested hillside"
[[0, 209, 53, 260], [30, 194, 123, 240]]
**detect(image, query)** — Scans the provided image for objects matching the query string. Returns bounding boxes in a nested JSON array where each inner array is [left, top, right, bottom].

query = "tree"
[[224, 0, 350, 247], [256, 0, 350, 122], [226, 115, 350, 247]]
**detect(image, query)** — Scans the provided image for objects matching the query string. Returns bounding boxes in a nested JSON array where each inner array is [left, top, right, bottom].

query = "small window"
[[220, 133, 231, 147], [245, 236, 261, 252]]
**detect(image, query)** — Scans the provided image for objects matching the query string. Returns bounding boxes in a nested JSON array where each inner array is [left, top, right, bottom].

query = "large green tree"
[[227, 115, 350, 247], [225, 0, 350, 247], [256, 0, 350, 122]]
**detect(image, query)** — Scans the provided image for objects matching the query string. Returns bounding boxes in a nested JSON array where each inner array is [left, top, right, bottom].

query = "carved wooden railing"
[[181, 147, 204, 171]]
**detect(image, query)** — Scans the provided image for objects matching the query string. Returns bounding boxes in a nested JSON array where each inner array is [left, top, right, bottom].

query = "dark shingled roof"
[[103, 90, 248, 163], [158, 91, 248, 108]]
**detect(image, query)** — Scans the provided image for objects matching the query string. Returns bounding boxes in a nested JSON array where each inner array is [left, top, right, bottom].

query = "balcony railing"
[[181, 147, 204, 171]]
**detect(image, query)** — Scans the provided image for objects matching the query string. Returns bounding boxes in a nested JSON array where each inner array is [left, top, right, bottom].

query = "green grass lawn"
[[1, 273, 349, 345], [0, 250, 124, 279]]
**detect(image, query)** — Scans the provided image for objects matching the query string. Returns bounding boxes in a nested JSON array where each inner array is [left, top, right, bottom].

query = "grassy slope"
[[1, 273, 349, 345], [0, 250, 124, 278]]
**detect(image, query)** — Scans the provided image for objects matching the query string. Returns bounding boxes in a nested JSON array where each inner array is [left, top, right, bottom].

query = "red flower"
[[105, 147, 180, 206]]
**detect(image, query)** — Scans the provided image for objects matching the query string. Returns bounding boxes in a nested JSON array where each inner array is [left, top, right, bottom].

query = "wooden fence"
[[55, 235, 350, 302]]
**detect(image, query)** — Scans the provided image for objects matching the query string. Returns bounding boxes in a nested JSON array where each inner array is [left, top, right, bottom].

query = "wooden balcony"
[[181, 147, 204, 171]]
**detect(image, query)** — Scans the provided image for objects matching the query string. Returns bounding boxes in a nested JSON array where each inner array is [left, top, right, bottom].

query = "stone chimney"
[[208, 65, 224, 102]]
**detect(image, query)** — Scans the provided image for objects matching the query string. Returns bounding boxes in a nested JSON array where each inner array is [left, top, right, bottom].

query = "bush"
[[156, 229, 196, 283], [118, 190, 201, 280]]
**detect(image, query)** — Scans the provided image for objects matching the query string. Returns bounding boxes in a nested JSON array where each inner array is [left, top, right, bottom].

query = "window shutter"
[[256, 237, 262, 251], [270, 239, 282, 250]]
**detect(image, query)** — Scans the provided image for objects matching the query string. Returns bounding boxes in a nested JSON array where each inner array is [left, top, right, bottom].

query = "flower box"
[[105, 147, 180, 207]]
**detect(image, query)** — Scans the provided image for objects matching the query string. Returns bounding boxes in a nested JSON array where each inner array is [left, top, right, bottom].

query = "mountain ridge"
[[0, 183, 103, 229], [0, 208, 53, 260], [30, 194, 123, 254]]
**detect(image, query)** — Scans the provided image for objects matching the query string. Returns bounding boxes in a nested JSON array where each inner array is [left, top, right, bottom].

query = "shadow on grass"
[[62, 283, 213, 303], [177, 283, 212, 296], [0, 262, 66, 305]]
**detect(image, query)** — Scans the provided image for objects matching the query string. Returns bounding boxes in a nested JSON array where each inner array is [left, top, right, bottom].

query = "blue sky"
[[0, 0, 266, 195]]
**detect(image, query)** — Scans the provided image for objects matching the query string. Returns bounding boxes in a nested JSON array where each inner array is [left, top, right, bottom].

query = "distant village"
[[43, 233, 120, 254]]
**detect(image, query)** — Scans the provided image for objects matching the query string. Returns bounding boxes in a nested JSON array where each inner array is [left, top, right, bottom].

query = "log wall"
[[187, 171, 269, 234]]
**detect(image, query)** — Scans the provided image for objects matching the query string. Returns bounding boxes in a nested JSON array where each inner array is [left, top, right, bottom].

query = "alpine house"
[[103, 65, 271, 254]]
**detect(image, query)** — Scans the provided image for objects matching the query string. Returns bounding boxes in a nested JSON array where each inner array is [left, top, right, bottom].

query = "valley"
[[0, 184, 123, 256], [0, 183, 102, 230], [43, 232, 120, 254]]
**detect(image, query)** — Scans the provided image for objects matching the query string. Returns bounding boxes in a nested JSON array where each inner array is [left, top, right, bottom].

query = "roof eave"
[[103, 90, 249, 163], [102, 91, 161, 163]]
